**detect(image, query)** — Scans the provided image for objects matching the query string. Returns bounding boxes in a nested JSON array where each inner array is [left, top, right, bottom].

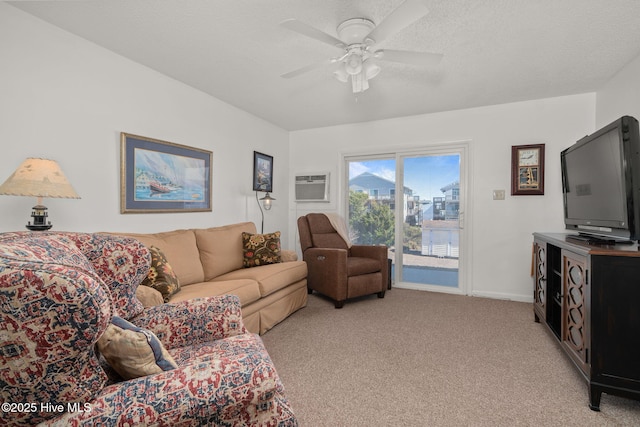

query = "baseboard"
[[470, 290, 533, 303], [393, 283, 533, 303]]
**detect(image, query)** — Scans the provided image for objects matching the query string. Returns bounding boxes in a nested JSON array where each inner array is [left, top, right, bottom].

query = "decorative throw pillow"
[[140, 245, 180, 302], [242, 231, 282, 268], [97, 316, 178, 380]]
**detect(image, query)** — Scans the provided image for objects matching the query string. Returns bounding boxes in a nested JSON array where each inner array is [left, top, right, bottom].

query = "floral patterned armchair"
[[0, 231, 297, 426]]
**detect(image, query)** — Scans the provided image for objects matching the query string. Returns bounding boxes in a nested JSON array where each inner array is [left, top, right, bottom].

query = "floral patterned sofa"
[[0, 231, 297, 426]]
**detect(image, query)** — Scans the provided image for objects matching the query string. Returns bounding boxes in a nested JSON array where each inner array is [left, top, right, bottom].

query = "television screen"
[[561, 116, 640, 242], [563, 127, 625, 225]]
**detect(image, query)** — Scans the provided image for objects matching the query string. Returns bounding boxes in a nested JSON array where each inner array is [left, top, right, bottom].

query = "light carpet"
[[261, 288, 640, 426]]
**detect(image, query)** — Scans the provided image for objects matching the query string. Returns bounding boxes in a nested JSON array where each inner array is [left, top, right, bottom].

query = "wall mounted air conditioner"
[[295, 173, 330, 202]]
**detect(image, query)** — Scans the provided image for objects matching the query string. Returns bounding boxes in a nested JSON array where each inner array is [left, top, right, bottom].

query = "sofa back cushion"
[[116, 229, 205, 286], [0, 233, 112, 426], [195, 222, 256, 280]]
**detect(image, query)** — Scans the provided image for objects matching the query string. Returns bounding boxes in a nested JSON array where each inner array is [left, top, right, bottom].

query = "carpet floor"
[[261, 288, 640, 426]]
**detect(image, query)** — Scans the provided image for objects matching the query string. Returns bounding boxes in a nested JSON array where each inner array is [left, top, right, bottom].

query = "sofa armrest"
[[136, 285, 164, 307], [131, 294, 246, 349], [281, 249, 298, 262]]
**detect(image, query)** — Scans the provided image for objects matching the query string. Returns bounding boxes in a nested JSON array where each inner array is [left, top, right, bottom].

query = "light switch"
[[493, 190, 505, 200]]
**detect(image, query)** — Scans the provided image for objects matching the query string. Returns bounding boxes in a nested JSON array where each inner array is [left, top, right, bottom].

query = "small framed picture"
[[253, 151, 273, 192], [120, 133, 212, 213], [511, 144, 545, 195]]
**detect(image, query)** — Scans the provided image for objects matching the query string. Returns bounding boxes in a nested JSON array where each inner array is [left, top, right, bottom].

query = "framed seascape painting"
[[120, 133, 212, 213], [253, 151, 273, 192]]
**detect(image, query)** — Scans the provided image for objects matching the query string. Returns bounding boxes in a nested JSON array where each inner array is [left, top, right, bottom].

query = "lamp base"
[[26, 224, 53, 231], [26, 204, 52, 231]]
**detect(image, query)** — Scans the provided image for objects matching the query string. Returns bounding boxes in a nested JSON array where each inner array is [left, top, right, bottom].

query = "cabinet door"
[[533, 241, 546, 321], [562, 250, 589, 372]]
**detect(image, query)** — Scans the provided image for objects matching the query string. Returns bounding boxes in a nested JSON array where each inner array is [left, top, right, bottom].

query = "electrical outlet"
[[493, 190, 505, 200]]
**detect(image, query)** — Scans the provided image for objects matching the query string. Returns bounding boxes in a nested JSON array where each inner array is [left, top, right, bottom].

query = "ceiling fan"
[[280, 0, 443, 94]]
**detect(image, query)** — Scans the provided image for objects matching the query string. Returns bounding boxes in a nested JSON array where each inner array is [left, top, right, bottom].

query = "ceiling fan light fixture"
[[351, 72, 369, 93], [333, 67, 349, 83], [364, 60, 381, 80], [345, 52, 363, 75]]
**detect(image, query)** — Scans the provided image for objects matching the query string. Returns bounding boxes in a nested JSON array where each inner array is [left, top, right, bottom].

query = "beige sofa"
[[113, 222, 307, 334]]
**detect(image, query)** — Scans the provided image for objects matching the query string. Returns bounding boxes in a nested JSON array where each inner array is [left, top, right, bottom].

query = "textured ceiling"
[[8, 0, 640, 130]]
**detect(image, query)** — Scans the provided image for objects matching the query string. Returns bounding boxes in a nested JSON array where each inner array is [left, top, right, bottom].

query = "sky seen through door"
[[349, 156, 460, 201]]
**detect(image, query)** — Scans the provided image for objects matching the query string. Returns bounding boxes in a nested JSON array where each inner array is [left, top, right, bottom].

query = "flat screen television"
[[561, 115, 640, 243]]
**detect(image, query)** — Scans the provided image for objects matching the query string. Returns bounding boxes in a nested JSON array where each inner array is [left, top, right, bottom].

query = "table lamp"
[[0, 158, 80, 230]]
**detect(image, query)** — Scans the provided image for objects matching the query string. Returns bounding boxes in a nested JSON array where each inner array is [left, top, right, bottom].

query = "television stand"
[[532, 233, 640, 410], [567, 233, 634, 245]]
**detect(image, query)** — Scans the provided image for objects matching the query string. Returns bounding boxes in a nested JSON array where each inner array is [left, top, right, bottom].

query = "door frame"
[[341, 141, 472, 296]]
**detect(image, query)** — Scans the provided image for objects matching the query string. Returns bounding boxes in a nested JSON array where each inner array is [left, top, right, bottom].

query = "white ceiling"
[[8, 0, 640, 131]]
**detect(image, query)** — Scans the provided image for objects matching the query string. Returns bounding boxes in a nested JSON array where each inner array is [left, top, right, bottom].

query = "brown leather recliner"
[[297, 213, 388, 308]]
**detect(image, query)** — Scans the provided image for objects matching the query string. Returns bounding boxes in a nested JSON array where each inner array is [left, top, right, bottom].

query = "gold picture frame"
[[120, 133, 212, 213]]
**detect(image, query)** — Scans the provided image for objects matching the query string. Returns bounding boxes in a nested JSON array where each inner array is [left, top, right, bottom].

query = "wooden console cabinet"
[[533, 233, 640, 410]]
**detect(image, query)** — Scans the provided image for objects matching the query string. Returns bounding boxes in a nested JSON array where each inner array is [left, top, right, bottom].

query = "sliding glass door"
[[346, 145, 466, 292], [399, 153, 460, 288]]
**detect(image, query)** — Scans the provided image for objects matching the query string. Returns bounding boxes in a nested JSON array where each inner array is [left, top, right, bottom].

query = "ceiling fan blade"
[[375, 49, 443, 67], [280, 19, 346, 49], [281, 59, 333, 79], [365, 0, 429, 44]]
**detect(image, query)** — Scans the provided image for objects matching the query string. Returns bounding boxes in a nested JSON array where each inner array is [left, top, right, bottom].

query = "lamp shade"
[[0, 158, 80, 199], [260, 192, 275, 210]]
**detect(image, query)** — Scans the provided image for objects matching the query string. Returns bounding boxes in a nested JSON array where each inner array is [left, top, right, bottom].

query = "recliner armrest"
[[350, 244, 387, 260], [304, 247, 348, 266]]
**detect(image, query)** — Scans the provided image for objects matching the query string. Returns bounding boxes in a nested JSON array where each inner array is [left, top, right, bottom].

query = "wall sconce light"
[[256, 192, 275, 233], [0, 158, 80, 230]]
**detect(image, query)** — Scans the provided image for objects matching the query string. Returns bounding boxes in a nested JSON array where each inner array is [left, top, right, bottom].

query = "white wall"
[[0, 4, 290, 241], [289, 94, 596, 302], [5, 2, 629, 303], [596, 53, 640, 127]]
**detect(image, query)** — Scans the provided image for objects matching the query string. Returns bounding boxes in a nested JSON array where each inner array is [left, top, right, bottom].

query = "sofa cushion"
[[117, 230, 204, 286], [242, 231, 282, 267], [195, 222, 256, 280], [213, 261, 307, 298], [169, 279, 261, 307], [140, 246, 181, 302], [97, 316, 178, 380]]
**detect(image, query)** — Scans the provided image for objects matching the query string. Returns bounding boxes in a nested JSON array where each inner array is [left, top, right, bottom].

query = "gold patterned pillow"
[[242, 231, 282, 268], [140, 246, 180, 302]]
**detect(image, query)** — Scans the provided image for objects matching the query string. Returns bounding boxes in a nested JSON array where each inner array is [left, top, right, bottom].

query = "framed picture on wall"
[[120, 132, 212, 213], [511, 143, 545, 195], [253, 151, 273, 192]]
